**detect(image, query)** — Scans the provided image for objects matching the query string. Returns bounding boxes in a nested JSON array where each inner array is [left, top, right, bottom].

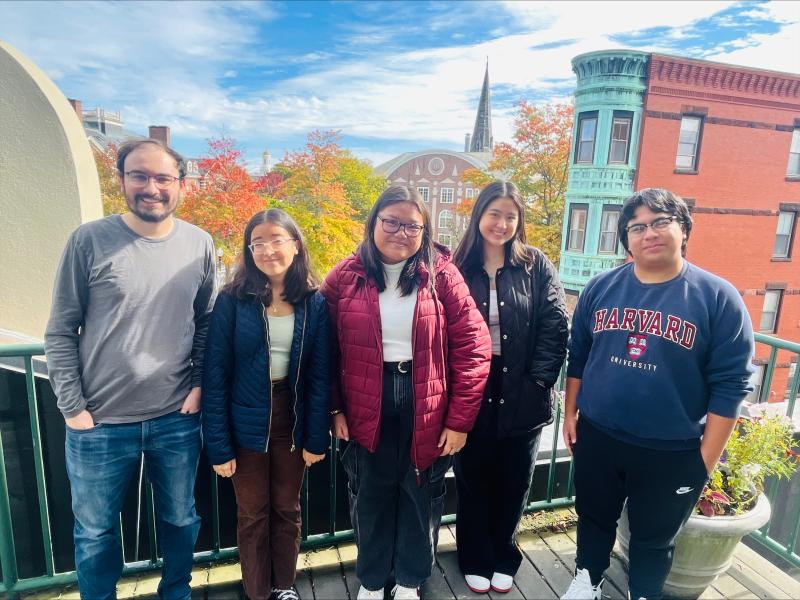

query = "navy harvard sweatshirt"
[[567, 261, 754, 449]]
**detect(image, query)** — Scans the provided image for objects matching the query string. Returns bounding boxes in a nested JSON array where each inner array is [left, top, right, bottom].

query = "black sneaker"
[[272, 586, 300, 600]]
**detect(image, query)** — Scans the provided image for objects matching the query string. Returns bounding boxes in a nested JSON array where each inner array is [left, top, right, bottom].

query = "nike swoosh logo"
[[675, 487, 694, 494]]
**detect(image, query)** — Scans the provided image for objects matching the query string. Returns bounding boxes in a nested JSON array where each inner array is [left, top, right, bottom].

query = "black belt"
[[384, 360, 412, 374]]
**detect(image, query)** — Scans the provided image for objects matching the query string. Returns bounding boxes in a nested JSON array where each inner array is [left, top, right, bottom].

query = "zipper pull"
[[291, 444, 296, 452]]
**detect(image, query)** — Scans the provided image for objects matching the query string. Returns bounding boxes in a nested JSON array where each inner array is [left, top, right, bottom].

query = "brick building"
[[560, 50, 800, 401]]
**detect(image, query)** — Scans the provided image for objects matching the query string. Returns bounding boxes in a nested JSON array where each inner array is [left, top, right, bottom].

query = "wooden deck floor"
[[21, 521, 800, 600]]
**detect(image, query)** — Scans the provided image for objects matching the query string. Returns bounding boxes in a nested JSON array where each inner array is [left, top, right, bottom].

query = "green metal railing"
[[0, 334, 798, 595], [750, 332, 800, 566]]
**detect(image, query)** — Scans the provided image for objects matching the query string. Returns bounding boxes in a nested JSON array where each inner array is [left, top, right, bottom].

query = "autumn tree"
[[462, 101, 573, 264], [93, 144, 128, 216], [179, 137, 267, 262], [336, 153, 388, 221], [273, 131, 386, 274]]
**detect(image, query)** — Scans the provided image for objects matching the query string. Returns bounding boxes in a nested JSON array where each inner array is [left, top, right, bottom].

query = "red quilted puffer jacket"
[[320, 246, 491, 473]]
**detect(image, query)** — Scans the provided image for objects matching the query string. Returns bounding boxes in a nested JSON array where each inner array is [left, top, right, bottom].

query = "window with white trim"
[[598, 206, 621, 254], [438, 233, 452, 247], [575, 112, 598, 164], [417, 187, 429, 202], [676, 116, 702, 170], [440, 187, 454, 203], [759, 289, 782, 333], [788, 129, 800, 177], [608, 112, 632, 164], [465, 188, 475, 198], [438, 210, 454, 230], [773, 211, 796, 258], [566, 204, 588, 252]]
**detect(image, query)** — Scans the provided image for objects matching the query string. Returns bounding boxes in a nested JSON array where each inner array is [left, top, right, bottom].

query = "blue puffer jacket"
[[202, 290, 331, 465]]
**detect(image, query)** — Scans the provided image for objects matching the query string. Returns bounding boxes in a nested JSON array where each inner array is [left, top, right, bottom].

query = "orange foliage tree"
[[462, 101, 573, 264], [273, 131, 386, 274], [179, 137, 267, 262], [93, 144, 128, 216]]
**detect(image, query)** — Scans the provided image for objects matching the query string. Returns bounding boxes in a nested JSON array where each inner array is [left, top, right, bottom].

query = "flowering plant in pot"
[[697, 404, 798, 517], [617, 404, 798, 599]]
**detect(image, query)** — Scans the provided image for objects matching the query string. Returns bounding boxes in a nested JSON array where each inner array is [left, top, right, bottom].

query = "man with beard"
[[45, 139, 215, 599]]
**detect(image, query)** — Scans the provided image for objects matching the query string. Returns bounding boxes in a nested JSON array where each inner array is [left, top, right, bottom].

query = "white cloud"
[[707, 21, 800, 73], [1, 0, 796, 164]]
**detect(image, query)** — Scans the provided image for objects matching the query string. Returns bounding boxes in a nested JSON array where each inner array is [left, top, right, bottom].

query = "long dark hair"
[[224, 209, 318, 305], [618, 188, 693, 256], [454, 180, 533, 274], [360, 185, 436, 297]]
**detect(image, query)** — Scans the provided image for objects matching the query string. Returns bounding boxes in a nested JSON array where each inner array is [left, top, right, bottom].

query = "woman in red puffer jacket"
[[321, 185, 491, 600]]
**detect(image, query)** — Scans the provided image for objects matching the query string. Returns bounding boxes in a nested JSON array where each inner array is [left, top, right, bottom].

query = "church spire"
[[469, 61, 493, 153]]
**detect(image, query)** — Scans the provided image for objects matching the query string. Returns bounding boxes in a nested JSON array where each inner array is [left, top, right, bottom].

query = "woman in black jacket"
[[453, 181, 569, 594], [202, 209, 330, 600]]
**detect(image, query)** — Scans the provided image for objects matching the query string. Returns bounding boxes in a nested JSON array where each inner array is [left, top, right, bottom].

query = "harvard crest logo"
[[627, 334, 647, 359]]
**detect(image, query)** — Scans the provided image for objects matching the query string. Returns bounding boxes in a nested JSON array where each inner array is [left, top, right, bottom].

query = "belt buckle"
[[397, 360, 409, 374]]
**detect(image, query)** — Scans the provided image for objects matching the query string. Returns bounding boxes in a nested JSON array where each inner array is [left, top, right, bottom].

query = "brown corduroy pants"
[[231, 380, 306, 600]]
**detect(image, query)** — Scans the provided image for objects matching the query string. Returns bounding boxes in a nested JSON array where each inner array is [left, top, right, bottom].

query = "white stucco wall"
[[0, 41, 102, 340]]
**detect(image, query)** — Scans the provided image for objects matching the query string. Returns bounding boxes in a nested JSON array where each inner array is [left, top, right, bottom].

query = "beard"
[[127, 192, 177, 223]]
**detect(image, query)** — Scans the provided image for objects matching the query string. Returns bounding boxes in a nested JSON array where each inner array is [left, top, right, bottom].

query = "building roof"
[[374, 149, 490, 177]]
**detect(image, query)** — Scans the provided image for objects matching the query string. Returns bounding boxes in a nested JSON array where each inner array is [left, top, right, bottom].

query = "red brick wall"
[[635, 55, 800, 400]]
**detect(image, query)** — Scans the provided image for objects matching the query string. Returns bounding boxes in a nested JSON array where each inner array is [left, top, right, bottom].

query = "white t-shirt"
[[267, 313, 295, 380], [489, 288, 502, 356], [379, 261, 417, 362]]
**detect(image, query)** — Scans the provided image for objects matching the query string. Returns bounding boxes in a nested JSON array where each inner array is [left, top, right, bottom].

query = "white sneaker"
[[392, 584, 420, 599], [491, 572, 514, 593], [561, 568, 603, 600], [464, 574, 490, 593], [357, 585, 384, 599]]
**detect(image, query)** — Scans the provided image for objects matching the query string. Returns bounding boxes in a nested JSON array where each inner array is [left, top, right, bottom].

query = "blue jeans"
[[65, 410, 202, 600]]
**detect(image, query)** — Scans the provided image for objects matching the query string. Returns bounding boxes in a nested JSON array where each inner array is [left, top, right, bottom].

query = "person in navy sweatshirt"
[[560, 189, 754, 600]]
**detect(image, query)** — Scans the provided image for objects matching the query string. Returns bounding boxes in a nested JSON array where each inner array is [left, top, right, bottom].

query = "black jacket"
[[462, 246, 569, 437], [202, 290, 331, 465]]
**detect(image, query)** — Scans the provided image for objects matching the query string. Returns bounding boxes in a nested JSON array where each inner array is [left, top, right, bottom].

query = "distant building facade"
[[375, 65, 494, 247], [560, 49, 800, 401]]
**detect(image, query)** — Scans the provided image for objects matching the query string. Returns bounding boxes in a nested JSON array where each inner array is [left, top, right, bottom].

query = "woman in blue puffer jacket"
[[202, 208, 330, 600]]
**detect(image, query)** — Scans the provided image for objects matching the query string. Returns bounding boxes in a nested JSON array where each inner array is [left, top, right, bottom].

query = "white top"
[[267, 313, 295, 380], [488, 289, 502, 355], [379, 260, 417, 362]]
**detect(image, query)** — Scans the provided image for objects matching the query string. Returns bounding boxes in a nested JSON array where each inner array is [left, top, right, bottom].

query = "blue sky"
[[1, 1, 798, 171]]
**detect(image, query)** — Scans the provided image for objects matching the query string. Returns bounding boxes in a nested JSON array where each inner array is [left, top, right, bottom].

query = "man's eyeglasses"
[[248, 239, 297, 254], [378, 216, 424, 238], [625, 216, 679, 236], [125, 171, 181, 189]]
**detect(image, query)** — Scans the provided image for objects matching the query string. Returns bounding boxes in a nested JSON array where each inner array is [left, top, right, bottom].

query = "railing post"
[[24, 356, 55, 576], [0, 427, 19, 593], [210, 470, 221, 555], [329, 436, 338, 536], [760, 346, 778, 403]]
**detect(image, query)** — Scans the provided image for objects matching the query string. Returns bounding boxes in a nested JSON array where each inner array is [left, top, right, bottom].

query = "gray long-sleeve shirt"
[[45, 215, 216, 423]]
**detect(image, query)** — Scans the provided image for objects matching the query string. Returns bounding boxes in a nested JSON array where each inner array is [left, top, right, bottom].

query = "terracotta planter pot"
[[616, 494, 771, 599]]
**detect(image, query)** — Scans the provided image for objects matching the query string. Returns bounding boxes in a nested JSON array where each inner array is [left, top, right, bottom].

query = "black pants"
[[454, 356, 542, 579], [341, 364, 451, 591], [573, 417, 709, 600]]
